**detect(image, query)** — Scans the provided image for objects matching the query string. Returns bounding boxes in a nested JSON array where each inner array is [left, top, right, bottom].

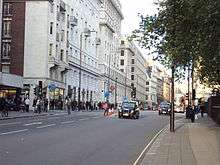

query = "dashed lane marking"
[[0, 122, 21, 126], [78, 118, 89, 121], [47, 117, 60, 120], [37, 124, 56, 129], [0, 129, 28, 136], [24, 122, 42, 126], [61, 121, 75, 124]]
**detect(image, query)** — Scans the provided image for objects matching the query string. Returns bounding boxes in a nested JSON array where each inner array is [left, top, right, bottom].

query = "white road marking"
[[37, 124, 56, 129], [78, 118, 88, 121], [24, 122, 42, 126], [92, 116, 101, 119], [61, 121, 75, 124], [53, 113, 66, 116], [47, 117, 60, 120], [133, 127, 165, 165], [0, 129, 28, 136], [0, 122, 21, 126]]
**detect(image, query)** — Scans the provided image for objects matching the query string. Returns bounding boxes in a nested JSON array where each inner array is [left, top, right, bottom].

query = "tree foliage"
[[131, 0, 220, 85]]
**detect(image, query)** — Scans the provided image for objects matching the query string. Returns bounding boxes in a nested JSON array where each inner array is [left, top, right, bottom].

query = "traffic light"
[[38, 81, 43, 96], [186, 93, 189, 98], [34, 87, 37, 95], [131, 87, 136, 98], [192, 89, 196, 100], [34, 86, 39, 96]]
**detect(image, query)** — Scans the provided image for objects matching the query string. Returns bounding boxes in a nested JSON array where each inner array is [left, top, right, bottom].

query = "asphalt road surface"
[[0, 111, 183, 165]]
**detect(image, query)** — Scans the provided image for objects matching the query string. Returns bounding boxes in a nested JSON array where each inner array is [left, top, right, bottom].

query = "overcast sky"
[[120, 0, 158, 35]]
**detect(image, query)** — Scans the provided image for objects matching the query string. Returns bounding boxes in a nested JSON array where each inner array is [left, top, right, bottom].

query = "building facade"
[[65, 0, 102, 104], [0, 0, 126, 108], [119, 38, 147, 103], [99, 0, 124, 104], [0, 1, 24, 98], [163, 73, 171, 102], [145, 64, 158, 108], [0, 0, 2, 59]]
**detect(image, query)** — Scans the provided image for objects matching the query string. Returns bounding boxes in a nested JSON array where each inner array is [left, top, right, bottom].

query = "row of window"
[[120, 59, 135, 66]]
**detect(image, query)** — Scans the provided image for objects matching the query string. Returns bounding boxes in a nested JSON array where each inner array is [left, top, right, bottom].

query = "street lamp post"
[[170, 63, 175, 132], [115, 77, 118, 107], [78, 28, 96, 110]]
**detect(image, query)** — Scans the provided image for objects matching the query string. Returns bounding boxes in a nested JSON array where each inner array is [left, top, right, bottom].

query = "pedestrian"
[[0, 96, 7, 117], [65, 96, 71, 115], [24, 97, 30, 112], [44, 98, 48, 112], [33, 97, 37, 113], [189, 106, 195, 123], [103, 102, 109, 116], [36, 98, 42, 114]]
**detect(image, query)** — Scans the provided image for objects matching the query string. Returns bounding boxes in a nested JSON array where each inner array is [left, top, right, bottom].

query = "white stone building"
[[0, 0, 2, 57], [22, 0, 103, 108], [23, 0, 71, 108], [98, 0, 124, 104], [119, 38, 148, 103], [65, 0, 102, 104]]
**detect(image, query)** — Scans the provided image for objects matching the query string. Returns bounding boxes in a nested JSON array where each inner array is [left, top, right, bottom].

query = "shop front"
[[48, 82, 65, 110]]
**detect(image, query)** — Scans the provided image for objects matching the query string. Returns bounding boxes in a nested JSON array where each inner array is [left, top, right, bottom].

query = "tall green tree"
[[131, 0, 220, 85]]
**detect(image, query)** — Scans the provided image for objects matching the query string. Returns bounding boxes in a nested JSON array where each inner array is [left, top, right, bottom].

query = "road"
[[0, 111, 182, 165]]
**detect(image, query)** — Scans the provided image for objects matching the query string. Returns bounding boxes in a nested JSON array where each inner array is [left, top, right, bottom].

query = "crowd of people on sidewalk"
[[0, 95, 31, 117], [0, 93, 118, 117], [63, 96, 117, 116]]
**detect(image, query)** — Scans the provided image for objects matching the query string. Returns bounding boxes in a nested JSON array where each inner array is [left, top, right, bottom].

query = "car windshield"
[[122, 102, 136, 109], [160, 102, 170, 108]]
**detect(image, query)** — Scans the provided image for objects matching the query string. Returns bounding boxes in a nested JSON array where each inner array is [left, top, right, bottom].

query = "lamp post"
[[170, 63, 175, 132], [78, 28, 96, 110], [115, 77, 118, 107]]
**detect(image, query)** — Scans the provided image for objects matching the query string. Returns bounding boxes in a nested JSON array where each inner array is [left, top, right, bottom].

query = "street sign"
[[48, 83, 56, 91], [104, 91, 110, 97], [123, 96, 128, 102]]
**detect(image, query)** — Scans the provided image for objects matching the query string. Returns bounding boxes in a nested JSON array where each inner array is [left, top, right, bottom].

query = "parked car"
[[158, 101, 171, 115], [118, 101, 140, 119]]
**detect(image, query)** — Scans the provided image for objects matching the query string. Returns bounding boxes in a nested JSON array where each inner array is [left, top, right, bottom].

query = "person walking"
[[103, 102, 109, 116], [36, 98, 42, 114], [44, 98, 48, 112], [24, 97, 30, 112], [65, 96, 71, 115], [0, 96, 7, 117]]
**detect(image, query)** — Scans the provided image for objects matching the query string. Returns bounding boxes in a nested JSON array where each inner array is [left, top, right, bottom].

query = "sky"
[[120, 0, 158, 36], [119, 0, 159, 63]]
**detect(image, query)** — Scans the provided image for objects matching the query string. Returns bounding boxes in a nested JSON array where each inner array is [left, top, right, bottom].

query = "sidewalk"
[[141, 115, 220, 165], [0, 110, 68, 120]]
